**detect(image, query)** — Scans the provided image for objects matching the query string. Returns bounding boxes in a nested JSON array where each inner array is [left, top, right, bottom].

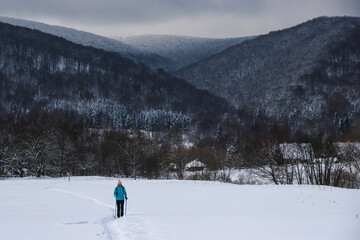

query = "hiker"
[[114, 179, 128, 218]]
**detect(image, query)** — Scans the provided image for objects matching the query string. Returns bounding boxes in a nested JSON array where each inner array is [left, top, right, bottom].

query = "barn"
[[279, 143, 314, 161]]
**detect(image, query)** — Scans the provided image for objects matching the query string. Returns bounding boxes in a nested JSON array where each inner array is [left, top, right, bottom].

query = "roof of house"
[[185, 160, 206, 169], [279, 143, 313, 160]]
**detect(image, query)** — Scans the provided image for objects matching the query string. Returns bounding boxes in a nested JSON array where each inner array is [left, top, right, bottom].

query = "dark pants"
[[116, 200, 124, 218]]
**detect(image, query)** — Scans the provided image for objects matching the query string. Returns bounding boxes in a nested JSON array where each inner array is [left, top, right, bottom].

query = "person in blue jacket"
[[114, 179, 128, 218]]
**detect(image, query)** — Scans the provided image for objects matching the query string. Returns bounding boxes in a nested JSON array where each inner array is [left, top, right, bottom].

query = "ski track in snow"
[[50, 188, 113, 209], [49, 188, 149, 240]]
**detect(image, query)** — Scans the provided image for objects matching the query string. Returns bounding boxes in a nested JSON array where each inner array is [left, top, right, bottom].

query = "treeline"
[[0, 108, 223, 178], [1, 107, 359, 189], [250, 136, 360, 189], [0, 107, 281, 179]]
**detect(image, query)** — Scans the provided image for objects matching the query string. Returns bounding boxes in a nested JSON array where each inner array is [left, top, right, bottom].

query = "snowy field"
[[0, 177, 359, 240]]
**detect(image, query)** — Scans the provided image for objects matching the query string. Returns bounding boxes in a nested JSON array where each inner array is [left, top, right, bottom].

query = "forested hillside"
[[175, 17, 360, 136]]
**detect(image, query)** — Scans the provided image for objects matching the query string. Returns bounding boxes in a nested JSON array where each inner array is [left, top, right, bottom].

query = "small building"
[[169, 163, 177, 172], [334, 142, 360, 160], [185, 160, 206, 172], [279, 143, 314, 161]]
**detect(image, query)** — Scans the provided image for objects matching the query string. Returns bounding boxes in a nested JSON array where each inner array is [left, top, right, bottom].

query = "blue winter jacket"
[[114, 185, 127, 200]]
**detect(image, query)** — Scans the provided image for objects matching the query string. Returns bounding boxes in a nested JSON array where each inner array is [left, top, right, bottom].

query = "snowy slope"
[[1, 177, 359, 240], [0, 16, 169, 69], [118, 34, 254, 70]]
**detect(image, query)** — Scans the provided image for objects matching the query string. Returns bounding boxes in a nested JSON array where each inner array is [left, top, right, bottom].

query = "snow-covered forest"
[[1, 105, 360, 189], [0, 6, 359, 240], [0, 17, 359, 190]]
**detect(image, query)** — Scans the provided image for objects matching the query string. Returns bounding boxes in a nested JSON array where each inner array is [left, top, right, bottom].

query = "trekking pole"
[[114, 201, 117, 219], [125, 199, 127, 216]]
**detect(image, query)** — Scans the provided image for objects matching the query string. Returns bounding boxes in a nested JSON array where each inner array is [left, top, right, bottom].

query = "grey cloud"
[[0, 0, 359, 37], [0, 0, 273, 24]]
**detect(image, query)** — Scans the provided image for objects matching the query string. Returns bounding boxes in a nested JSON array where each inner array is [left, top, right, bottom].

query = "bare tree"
[[162, 126, 188, 179], [335, 142, 360, 173], [123, 131, 150, 180], [21, 127, 61, 177], [0, 145, 24, 177], [75, 129, 98, 176], [57, 131, 75, 176], [253, 136, 284, 185]]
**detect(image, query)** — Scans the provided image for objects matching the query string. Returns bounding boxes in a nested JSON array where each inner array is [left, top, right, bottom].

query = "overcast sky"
[[0, 0, 359, 38]]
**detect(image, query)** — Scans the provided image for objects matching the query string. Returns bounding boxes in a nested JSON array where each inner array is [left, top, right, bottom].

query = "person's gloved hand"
[[125, 197, 128, 200]]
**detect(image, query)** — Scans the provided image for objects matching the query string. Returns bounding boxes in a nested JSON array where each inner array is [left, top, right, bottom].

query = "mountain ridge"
[[0, 16, 252, 71], [0, 16, 172, 70], [174, 16, 360, 134], [0, 22, 231, 131]]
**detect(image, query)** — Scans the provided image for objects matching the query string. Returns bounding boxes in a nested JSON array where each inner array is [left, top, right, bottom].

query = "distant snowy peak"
[[115, 34, 254, 71]]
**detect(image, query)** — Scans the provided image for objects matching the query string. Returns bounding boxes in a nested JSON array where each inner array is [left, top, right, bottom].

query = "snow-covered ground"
[[0, 177, 359, 240]]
